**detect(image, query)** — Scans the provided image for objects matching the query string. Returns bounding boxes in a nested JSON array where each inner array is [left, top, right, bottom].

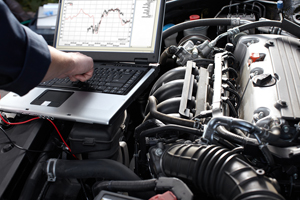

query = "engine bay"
[[2, 0, 300, 199]]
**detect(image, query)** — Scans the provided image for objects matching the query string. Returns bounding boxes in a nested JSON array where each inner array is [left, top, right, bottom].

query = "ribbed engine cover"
[[234, 34, 300, 123]]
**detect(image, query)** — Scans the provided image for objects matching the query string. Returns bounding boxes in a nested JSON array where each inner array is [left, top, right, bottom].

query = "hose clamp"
[[227, 27, 240, 37], [47, 158, 58, 182], [193, 118, 201, 129], [230, 18, 240, 26]]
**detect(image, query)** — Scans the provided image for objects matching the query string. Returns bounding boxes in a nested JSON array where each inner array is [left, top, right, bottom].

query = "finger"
[[69, 75, 78, 82], [74, 73, 91, 82], [75, 69, 94, 81]]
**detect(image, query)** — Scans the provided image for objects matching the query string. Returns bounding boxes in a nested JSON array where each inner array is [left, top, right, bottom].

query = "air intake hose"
[[161, 144, 285, 200]]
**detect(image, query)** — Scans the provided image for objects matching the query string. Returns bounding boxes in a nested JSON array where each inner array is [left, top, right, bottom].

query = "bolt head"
[[258, 112, 264, 119], [283, 125, 290, 133], [155, 148, 163, 156]]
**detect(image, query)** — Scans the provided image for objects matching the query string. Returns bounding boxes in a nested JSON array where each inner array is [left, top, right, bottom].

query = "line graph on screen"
[[58, 0, 135, 47]]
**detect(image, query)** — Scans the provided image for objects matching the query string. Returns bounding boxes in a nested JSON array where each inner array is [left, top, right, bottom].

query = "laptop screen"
[[54, 0, 165, 63]]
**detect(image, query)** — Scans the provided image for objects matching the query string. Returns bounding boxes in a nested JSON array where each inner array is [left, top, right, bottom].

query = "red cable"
[[46, 119, 78, 159], [0, 114, 40, 125], [0, 114, 77, 159]]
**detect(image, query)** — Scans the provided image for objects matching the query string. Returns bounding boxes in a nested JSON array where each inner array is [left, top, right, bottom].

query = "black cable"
[[223, 79, 236, 90], [79, 179, 90, 200], [0, 126, 55, 153], [222, 67, 238, 78], [227, 80, 236, 90], [224, 99, 238, 117], [223, 86, 241, 110]]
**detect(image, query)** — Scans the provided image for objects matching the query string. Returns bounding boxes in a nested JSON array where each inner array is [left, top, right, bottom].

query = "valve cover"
[[234, 35, 300, 123]]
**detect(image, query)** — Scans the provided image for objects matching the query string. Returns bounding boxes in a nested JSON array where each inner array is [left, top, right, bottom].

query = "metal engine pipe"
[[150, 67, 186, 95], [152, 79, 197, 104]]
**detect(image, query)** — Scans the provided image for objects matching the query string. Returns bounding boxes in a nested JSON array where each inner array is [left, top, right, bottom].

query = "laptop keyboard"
[[39, 65, 146, 95]]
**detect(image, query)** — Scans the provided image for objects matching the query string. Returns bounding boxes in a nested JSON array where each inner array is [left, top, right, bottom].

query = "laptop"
[[0, 0, 165, 125]]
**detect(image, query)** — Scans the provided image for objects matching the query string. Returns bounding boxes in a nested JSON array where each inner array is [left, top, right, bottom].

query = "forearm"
[[42, 46, 73, 82]]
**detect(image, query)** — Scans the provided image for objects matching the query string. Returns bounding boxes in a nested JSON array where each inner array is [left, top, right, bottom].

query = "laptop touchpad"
[[30, 90, 74, 107]]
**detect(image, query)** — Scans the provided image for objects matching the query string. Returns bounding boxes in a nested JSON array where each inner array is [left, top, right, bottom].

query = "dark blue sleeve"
[[0, 1, 51, 96]]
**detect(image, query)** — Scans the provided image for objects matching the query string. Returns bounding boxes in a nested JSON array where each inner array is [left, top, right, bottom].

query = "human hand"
[[61, 52, 94, 82], [42, 46, 94, 82]]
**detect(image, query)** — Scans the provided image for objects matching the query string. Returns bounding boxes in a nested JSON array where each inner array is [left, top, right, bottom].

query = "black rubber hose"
[[44, 159, 140, 180], [134, 119, 164, 174], [134, 119, 165, 139], [93, 179, 157, 196], [238, 20, 282, 32], [20, 157, 49, 200], [238, 18, 300, 39], [161, 144, 285, 200], [216, 126, 258, 146], [159, 46, 177, 66], [213, 134, 237, 150], [148, 96, 196, 127], [162, 18, 232, 40], [139, 124, 203, 140], [236, 18, 300, 38], [18, 136, 58, 200]]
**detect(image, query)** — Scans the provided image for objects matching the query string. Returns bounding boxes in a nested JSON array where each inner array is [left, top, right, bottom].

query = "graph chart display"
[[58, 0, 135, 47]]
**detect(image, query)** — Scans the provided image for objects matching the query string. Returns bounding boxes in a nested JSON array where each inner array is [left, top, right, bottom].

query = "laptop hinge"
[[134, 58, 149, 64]]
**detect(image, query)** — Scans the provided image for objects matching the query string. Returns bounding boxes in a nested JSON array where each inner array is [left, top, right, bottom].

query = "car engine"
[[2, 0, 300, 200]]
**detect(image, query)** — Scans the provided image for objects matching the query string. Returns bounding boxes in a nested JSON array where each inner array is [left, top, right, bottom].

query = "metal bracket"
[[179, 61, 196, 118], [46, 158, 58, 182]]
